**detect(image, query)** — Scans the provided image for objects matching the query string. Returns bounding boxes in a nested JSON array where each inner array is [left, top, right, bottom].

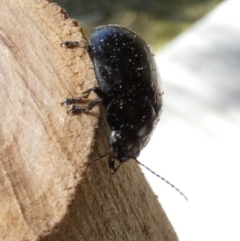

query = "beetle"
[[61, 25, 188, 200], [62, 24, 162, 170]]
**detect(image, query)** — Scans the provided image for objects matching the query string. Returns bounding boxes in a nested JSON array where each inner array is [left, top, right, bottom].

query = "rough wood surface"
[[0, 0, 178, 240]]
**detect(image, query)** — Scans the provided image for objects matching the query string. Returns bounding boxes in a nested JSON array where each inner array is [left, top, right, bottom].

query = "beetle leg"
[[61, 97, 83, 106], [61, 88, 98, 106], [81, 87, 100, 98], [82, 87, 107, 99], [61, 87, 104, 106], [67, 99, 102, 115], [108, 156, 121, 174], [60, 41, 80, 48], [61, 39, 92, 59], [60, 39, 89, 48]]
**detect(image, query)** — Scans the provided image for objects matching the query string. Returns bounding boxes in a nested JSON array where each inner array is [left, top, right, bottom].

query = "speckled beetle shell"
[[62, 29, 189, 199], [91, 25, 162, 114], [90, 25, 162, 163], [62, 24, 163, 169]]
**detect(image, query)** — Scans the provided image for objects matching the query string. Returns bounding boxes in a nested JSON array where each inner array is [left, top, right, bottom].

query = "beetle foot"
[[62, 87, 102, 106], [110, 165, 121, 175], [66, 99, 103, 115], [108, 157, 121, 174], [67, 105, 88, 114], [61, 97, 83, 106], [60, 41, 80, 48], [61, 39, 89, 48]]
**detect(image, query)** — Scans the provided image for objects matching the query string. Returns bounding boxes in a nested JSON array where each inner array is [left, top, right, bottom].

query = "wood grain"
[[0, 0, 178, 240]]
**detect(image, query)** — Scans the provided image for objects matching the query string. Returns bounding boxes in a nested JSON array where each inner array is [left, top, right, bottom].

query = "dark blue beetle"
[[61, 25, 188, 200], [62, 25, 162, 171]]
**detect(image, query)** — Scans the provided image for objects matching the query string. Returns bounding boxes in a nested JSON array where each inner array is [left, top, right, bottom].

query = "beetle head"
[[109, 129, 143, 162]]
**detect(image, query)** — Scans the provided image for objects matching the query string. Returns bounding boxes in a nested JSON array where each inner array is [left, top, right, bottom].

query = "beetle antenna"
[[87, 151, 113, 167], [134, 159, 188, 201]]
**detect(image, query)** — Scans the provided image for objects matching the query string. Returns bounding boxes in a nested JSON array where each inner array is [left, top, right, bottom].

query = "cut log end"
[[0, 0, 178, 241]]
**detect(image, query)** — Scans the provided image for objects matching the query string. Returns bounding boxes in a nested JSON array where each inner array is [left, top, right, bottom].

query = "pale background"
[[139, 1, 240, 240]]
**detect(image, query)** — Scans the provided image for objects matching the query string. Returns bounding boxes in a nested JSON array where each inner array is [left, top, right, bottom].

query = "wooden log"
[[0, 0, 178, 240]]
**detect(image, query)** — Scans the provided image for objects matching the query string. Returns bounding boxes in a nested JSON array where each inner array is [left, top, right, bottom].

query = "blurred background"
[[56, 0, 222, 50], [55, 1, 240, 241]]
